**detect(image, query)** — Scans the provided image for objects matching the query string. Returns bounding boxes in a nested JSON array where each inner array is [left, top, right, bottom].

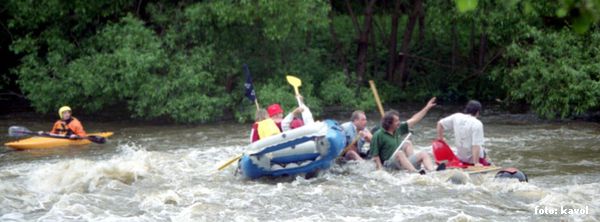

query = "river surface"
[[1, 109, 599, 221]]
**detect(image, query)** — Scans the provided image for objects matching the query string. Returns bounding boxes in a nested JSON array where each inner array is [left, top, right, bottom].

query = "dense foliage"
[[1, 0, 598, 122]]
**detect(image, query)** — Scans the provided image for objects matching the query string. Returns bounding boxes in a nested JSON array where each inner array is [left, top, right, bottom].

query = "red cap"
[[290, 118, 304, 129], [267, 104, 283, 117]]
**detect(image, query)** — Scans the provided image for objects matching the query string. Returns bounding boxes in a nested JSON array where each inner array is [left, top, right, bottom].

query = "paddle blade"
[[8, 126, 33, 137], [86, 135, 106, 144], [286, 75, 301, 87], [217, 154, 242, 171]]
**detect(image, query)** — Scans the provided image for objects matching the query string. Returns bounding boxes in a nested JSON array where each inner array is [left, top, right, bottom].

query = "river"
[[1, 109, 599, 221]]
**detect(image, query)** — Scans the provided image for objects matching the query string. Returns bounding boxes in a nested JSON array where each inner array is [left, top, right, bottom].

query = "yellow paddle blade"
[[217, 154, 243, 171], [286, 75, 301, 96], [286, 75, 301, 87]]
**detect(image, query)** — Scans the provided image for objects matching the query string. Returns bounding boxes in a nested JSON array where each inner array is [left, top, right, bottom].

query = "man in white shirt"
[[436, 100, 490, 166]]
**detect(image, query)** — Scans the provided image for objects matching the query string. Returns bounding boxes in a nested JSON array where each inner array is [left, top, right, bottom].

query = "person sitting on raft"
[[251, 104, 284, 142], [436, 100, 491, 166], [370, 98, 444, 174], [49, 106, 87, 139], [249, 109, 269, 143], [340, 110, 372, 161], [281, 95, 314, 131]]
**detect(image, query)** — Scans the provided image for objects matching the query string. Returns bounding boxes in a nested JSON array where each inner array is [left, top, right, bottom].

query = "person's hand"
[[296, 95, 304, 103], [425, 97, 437, 109], [69, 134, 79, 139], [37, 131, 44, 135], [293, 107, 304, 115], [359, 130, 372, 140], [474, 163, 483, 167]]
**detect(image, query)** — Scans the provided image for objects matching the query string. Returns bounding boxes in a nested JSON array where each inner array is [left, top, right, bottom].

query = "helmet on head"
[[58, 106, 72, 119], [267, 104, 283, 117]]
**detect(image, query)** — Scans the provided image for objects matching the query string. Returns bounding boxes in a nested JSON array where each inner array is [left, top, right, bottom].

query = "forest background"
[[0, 0, 598, 123]]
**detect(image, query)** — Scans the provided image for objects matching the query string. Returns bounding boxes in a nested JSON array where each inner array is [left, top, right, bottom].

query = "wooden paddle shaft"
[[369, 80, 385, 118], [339, 136, 361, 158]]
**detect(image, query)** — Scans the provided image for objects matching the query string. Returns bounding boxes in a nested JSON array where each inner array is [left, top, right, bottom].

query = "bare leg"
[[402, 141, 415, 156], [416, 152, 435, 171], [344, 150, 363, 161], [395, 151, 417, 172]]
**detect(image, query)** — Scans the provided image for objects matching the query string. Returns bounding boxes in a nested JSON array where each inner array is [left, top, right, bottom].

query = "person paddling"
[[340, 110, 372, 161], [436, 100, 491, 166], [281, 95, 314, 131], [370, 98, 444, 174], [49, 106, 87, 139]]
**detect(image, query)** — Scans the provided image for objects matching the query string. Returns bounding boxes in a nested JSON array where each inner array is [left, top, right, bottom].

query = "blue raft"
[[239, 120, 346, 179]]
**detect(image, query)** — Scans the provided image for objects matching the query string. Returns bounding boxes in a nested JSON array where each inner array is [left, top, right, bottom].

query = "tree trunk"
[[328, 0, 350, 79], [478, 31, 486, 71], [470, 19, 476, 67], [417, 0, 425, 47], [451, 18, 457, 73], [395, 0, 422, 86], [354, 0, 377, 86], [386, 0, 402, 81]]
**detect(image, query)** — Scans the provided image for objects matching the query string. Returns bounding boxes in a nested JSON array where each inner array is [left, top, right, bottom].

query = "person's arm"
[[301, 105, 314, 125], [360, 129, 372, 142], [370, 133, 382, 169], [471, 121, 485, 166], [250, 123, 259, 142], [373, 156, 383, 170], [50, 122, 59, 134], [68, 121, 86, 138], [281, 112, 296, 132], [406, 97, 437, 128], [436, 121, 445, 140], [472, 145, 482, 166]]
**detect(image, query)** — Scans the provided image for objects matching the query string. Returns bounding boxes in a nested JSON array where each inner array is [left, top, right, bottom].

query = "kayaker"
[[340, 110, 372, 161], [281, 96, 314, 131], [249, 109, 269, 143], [50, 106, 87, 138], [436, 100, 490, 166], [251, 104, 284, 142], [370, 97, 443, 173]]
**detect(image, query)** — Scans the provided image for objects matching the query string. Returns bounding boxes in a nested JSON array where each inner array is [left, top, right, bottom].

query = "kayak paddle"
[[8, 126, 107, 144]]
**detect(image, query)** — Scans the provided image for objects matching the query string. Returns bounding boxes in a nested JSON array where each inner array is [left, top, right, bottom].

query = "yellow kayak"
[[4, 132, 114, 150]]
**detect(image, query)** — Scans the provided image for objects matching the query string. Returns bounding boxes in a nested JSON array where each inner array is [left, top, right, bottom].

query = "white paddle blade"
[[8, 126, 32, 137]]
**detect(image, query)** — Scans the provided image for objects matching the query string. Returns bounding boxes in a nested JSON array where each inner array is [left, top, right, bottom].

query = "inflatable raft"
[[5, 132, 114, 150], [239, 120, 346, 179]]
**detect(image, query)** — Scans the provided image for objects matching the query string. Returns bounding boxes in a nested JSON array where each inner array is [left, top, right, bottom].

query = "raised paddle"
[[369, 80, 385, 118], [286, 75, 303, 106], [8, 126, 106, 144]]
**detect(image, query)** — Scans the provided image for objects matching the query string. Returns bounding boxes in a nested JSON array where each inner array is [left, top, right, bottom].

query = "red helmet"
[[267, 104, 283, 117]]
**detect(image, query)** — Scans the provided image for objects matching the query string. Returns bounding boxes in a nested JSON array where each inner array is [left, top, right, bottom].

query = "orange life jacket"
[[51, 117, 87, 137]]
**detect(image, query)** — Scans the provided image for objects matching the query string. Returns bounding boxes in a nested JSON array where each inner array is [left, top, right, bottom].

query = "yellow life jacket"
[[257, 118, 281, 139]]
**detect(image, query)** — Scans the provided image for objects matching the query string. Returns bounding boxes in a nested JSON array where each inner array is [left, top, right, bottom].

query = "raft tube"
[[239, 120, 346, 179]]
